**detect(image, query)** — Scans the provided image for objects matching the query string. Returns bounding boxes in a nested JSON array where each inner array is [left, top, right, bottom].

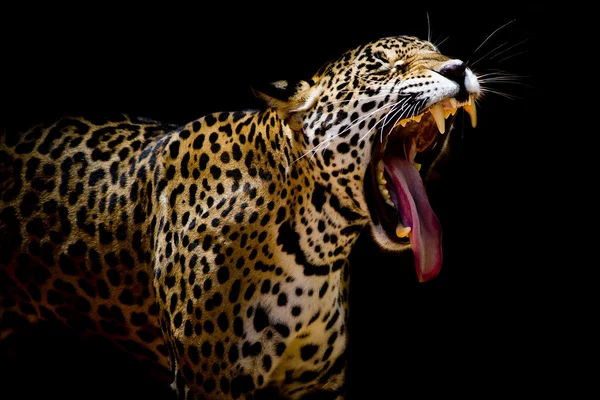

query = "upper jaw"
[[376, 93, 478, 162]]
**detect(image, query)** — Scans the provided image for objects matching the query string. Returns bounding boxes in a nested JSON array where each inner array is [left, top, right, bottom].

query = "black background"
[[0, 4, 560, 399]]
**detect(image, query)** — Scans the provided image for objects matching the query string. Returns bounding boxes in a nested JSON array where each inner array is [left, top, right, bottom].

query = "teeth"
[[378, 184, 394, 207], [443, 108, 457, 119], [377, 170, 386, 185], [414, 162, 421, 171], [429, 103, 446, 134], [392, 96, 476, 133], [464, 95, 477, 128], [395, 113, 423, 129], [377, 164, 394, 206], [396, 224, 411, 238]]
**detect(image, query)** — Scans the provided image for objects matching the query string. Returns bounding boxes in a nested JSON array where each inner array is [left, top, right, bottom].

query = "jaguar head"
[[258, 35, 480, 282]]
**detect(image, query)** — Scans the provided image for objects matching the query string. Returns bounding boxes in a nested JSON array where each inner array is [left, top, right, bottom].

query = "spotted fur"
[[0, 35, 480, 399]]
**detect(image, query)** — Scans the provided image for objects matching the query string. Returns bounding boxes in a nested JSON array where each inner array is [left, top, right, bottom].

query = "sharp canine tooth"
[[464, 96, 477, 128], [429, 104, 446, 134], [396, 224, 411, 238], [414, 162, 421, 171], [449, 98, 457, 108]]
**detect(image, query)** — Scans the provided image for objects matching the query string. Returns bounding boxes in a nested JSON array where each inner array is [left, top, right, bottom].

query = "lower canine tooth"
[[396, 225, 411, 238], [429, 104, 446, 134]]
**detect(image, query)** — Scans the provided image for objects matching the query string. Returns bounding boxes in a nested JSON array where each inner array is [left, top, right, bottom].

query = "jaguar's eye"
[[393, 60, 407, 72], [373, 51, 388, 63]]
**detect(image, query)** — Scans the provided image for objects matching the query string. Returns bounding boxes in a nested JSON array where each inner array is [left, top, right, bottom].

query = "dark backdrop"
[[0, 4, 549, 399]]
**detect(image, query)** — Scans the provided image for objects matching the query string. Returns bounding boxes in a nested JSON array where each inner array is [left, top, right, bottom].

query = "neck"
[[267, 110, 369, 279]]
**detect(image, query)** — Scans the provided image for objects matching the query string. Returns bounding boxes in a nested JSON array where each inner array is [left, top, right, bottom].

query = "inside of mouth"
[[365, 119, 444, 282], [368, 94, 477, 239], [364, 96, 477, 281], [369, 117, 438, 242]]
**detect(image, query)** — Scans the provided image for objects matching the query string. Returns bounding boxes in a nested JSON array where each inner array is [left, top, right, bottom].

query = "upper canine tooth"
[[449, 98, 457, 108], [429, 104, 446, 134], [464, 97, 477, 128]]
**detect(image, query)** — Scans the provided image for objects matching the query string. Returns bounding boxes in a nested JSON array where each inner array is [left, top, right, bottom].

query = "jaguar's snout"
[[436, 60, 471, 102], [438, 60, 467, 83]]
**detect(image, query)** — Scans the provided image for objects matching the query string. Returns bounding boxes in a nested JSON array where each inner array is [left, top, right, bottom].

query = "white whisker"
[[489, 38, 530, 60], [426, 10, 432, 43], [293, 101, 400, 163], [318, 93, 392, 108], [470, 41, 508, 66], [473, 19, 516, 55], [359, 98, 413, 142], [435, 36, 449, 49], [497, 50, 528, 64]]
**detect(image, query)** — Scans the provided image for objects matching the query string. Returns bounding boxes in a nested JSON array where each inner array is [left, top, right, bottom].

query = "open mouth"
[[364, 95, 477, 281]]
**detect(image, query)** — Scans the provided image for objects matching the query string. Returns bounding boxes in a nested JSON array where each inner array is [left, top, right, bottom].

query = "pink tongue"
[[384, 156, 442, 282]]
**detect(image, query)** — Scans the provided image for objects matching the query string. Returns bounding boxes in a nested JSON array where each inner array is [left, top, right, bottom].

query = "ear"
[[253, 79, 321, 117]]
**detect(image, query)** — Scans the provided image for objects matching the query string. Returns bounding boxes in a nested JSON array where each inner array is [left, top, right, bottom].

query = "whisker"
[[379, 101, 409, 142], [489, 37, 530, 60], [435, 36, 449, 49], [346, 102, 400, 142], [361, 97, 416, 142], [472, 19, 516, 55], [319, 93, 392, 108], [426, 10, 432, 43], [294, 101, 400, 163], [497, 50, 528, 64], [479, 87, 522, 100], [470, 41, 508, 66]]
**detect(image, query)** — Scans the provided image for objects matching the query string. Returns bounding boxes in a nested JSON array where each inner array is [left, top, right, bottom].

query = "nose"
[[437, 60, 467, 84]]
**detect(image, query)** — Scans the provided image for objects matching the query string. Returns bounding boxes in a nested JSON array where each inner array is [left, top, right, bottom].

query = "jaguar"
[[0, 34, 479, 399]]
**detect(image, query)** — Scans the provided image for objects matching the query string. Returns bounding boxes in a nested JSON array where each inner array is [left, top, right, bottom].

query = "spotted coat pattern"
[[0, 36, 480, 399]]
